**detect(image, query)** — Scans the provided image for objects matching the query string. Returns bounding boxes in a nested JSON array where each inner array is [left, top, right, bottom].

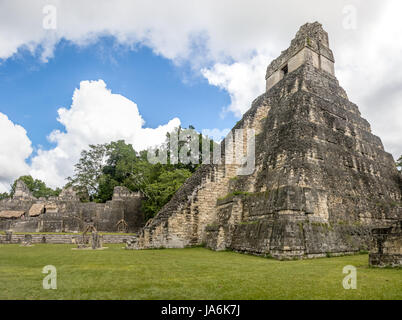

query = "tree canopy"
[[396, 155, 402, 171], [68, 140, 193, 220], [0, 192, 9, 200], [67, 126, 215, 219], [66, 143, 110, 201], [10, 175, 61, 199]]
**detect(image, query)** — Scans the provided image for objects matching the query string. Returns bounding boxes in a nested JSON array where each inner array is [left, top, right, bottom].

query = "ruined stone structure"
[[133, 22, 402, 260], [0, 181, 144, 233], [369, 221, 401, 267]]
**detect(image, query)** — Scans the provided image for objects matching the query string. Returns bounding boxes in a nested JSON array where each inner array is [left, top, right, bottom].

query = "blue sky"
[[0, 37, 236, 155]]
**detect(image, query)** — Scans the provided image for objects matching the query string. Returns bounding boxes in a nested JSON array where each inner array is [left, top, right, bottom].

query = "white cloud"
[[0, 0, 401, 184], [202, 128, 231, 143], [29, 80, 180, 188], [334, 1, 402, 159], [0, 113, 32, 192], [202, 54, 268, 117], [198, 0, 402, 159], [0, 0, 383, 64]]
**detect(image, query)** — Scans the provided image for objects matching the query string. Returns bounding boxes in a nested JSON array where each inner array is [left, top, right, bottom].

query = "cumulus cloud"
[[0, 0, 384, 63], [29, 80, 180, 188], [0, 0, 401, 188], [202, 128, 231, 143], [198, 1, 402, 159], [0, 113, 32, 192], [334, 2, 402, 159], [202, 54, 268, 117]]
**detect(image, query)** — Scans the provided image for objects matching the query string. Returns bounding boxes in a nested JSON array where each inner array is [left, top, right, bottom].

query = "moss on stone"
[[218, 191, 251, 201], [238, 221, 259, 226]]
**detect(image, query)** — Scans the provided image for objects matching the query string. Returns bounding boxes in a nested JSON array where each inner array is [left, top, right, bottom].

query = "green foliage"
[[96, 140, 141, 202], [97, 141, 193, 219], [10, 175, 61, 199], [69, 138, 196, 219], [67, 143, 110, 201], [67, 126, 219, 219], [0, 192, 9, 200], [396, 155, 402, 171], [218, 191, 251, 201], [164, 126, 217, 172], [141, 167, 192, 221]]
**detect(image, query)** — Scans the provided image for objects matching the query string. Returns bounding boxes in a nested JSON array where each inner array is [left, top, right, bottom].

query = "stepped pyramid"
[[134, 22, 402, 259]]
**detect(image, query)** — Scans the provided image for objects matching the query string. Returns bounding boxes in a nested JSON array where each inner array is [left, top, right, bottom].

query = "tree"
[[10, 175, 60, 199], [69, 126, 219, 219], [97, 140, 142, 202], [141, 168, 192, 221], [397, 155, 402, 172], [77, 139, 194, 218], [67, 143, 110, 201], [0, 192, 9, 200], [165, 126, 218, 173], [103, 140, 140, 183]]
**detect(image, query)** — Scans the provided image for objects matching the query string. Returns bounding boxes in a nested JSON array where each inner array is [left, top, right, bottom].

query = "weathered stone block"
[[369, 221, 402, 268]]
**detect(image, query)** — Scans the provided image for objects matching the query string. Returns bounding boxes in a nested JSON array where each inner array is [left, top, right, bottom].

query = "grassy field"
[[0, 244, 400, 300]]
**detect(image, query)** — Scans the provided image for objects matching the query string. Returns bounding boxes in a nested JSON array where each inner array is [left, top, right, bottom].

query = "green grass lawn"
[[0, 244, 400, 300]]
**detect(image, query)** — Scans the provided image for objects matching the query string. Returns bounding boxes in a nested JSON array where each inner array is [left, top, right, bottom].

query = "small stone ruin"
[[20, 234, 33, 247], [0, 182, 144, 233], [74, 222, 104, 250], [369, 220, 402, 268]]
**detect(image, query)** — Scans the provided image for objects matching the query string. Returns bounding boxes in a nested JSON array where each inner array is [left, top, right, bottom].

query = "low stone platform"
[[0, 232, 136, 245], [72, 247, 109, 251]]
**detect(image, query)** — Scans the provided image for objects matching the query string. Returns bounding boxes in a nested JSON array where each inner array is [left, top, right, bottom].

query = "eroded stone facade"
[[132, 22, 402, 260], [0, 182, 144, 233]]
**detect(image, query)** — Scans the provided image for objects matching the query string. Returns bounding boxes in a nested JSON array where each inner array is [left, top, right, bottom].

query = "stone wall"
[[207, 194, 372, 260], [0, 184, 144, 233], [0, 232, 136, 244], [135, 164, 235, 249]]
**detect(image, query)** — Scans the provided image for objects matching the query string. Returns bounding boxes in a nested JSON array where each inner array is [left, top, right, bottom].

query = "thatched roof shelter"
[[29, 203, 45, 217], [0, 210, 25, 218]]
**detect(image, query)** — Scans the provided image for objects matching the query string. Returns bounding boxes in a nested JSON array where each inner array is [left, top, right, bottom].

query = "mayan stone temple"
[[130, 22, 402, 262]]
